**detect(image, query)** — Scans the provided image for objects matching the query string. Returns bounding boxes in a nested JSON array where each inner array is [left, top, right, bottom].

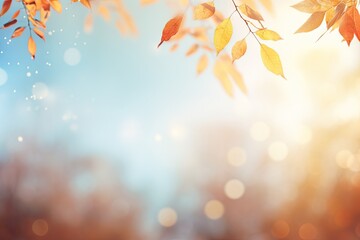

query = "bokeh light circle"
[[204, 200, 224, 220], [32, 219, 48, 237], [158, 208, 177, 227], [224, 179, 245, 199]]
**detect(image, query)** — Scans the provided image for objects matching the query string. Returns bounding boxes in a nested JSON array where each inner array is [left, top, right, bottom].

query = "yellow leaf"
[[256, 29, 282, 41], [260, 44, 285, 78], [194, 1, 215, 20], [239, 4, 264, 21], [231, 39, 247, 62], [214, 18, 233, 55], [295, 11, 325, 33], [28, 36, 36, 59], [197, 54, 208, 75], [213, 59, 233, 97]]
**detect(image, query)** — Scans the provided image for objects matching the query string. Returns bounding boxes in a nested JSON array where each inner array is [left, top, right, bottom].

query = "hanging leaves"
[[158, 15, 183, 48], [193, 1, 215, 20], [293, 0, 360, 45], [214, 18, 233, 55], [260, 44, 285, 78]]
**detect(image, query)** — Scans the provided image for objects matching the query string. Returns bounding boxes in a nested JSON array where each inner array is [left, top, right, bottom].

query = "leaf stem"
[[230, 0, 261, 45], [20, 0, 32, 37]]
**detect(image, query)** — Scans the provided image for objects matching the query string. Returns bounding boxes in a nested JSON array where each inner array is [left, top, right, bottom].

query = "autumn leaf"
[[256, 29, 282, 41], [194, 1, 215, 20], [49, 0, 62, 13], [28, 36, 36, 59], [2, 19, 17, 29], [11, 26, 26, 38], [239, 4, 264, 21], [197, 54, 208, 75], [224, 58, 247, 94], [186, 44, 199, 56], [339, 8, 355, 46], [231, 39, 247, 63], [354, 8, 360, 41], [158, 15, 183, 48], [213, 59, 234, 97], [33, 28, 45, 41], [214, 18, 233, 55], [260, 44, 285, 78], [80, 0, 91, 9], [11, 9, 20, 19], [296, 11, 325, 33], [292, 0, 322, 14], [0, 0, 12, 17], [326, 3, 345, 30]]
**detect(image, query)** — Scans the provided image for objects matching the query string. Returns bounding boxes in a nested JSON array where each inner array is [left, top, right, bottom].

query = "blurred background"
[[1, 0, 360, 239]]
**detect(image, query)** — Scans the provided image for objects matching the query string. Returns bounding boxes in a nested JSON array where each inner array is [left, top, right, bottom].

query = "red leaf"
[[2, 19, 17, 29], [158, 15, 183, 48], [0, 0, 12, 17]]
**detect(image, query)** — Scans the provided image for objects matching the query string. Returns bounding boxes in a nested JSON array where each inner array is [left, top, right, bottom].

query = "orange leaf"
[[2, 19, 17, 29], [0, 0, 12, 17], [11, 9, 20, 19], [49, 0, 62, 13], [33, 28, 45, 41], [80, 0, 91, 9], [158, 15, 183, 48], [28, 36, 36, 59], [197, 54, 208, 75], [353, 7, 360, 41], [339, 8, 355, 46], [239, 4, 264, 21], [295, 11, 325, 33], [185, 44, 199, 56], [11, 26, 26, 38]]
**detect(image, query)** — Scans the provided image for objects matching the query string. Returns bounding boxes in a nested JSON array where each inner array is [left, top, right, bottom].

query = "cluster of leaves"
[[0, 0, 90, 59], [293, 0, 360, 45], [157, 0, 285, 96]]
